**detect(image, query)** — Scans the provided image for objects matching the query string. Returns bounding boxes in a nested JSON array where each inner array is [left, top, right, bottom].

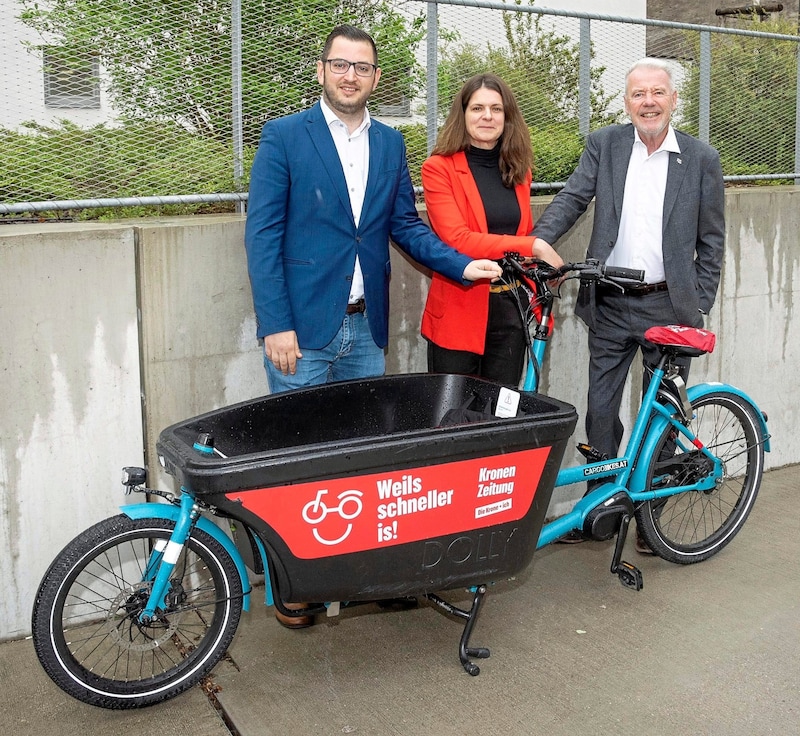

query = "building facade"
[[646, 0, 799, 58]]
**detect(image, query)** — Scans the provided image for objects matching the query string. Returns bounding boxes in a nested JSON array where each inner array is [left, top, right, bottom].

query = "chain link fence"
[[2, 0, 799, 218]]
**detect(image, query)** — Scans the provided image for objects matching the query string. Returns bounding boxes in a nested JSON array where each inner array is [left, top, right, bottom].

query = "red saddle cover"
[[644, 325, 716, 354]]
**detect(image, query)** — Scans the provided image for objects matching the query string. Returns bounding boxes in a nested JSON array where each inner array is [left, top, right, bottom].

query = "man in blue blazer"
[[532, 59, 725, 547], [245, 24, 501, 394]]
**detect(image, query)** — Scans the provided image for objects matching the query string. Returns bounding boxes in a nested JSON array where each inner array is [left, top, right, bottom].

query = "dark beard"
[[323, 90, 367, 117]]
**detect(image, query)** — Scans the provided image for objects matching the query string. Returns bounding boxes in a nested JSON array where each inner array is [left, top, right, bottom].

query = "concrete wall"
[[1, 188, 797, 639], [1, 223, 145, 639]]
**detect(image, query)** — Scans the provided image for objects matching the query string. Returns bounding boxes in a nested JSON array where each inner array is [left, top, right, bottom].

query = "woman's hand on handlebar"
[[463, 259, 504, 282]]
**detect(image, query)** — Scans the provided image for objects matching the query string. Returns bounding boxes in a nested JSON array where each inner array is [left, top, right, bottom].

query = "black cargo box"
[[156, 374, 576, 602]]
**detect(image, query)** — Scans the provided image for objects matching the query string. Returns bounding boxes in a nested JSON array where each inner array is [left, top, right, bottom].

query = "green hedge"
[[1, 119, 585, 221], [1, 120, 254, 220]]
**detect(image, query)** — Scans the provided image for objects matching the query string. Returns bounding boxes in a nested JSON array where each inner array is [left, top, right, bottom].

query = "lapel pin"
[[677, 158, 682, 164]]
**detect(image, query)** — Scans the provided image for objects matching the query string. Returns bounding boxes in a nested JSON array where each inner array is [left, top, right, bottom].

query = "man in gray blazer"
[[532, 58, 725, 546]]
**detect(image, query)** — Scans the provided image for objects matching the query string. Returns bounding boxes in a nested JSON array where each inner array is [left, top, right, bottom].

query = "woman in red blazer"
[[421, 73, 562, 385]]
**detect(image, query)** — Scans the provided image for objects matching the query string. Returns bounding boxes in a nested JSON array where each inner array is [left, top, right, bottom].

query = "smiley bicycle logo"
[[301, 488, 364, 545]]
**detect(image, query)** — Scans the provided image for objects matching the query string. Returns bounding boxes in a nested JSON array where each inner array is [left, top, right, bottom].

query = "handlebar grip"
[[602, 265, 645, 282]]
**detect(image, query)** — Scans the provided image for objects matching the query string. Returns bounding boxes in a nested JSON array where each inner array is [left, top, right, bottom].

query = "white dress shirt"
[[320, 97, 371, 303], [606, 126, 681, 284]]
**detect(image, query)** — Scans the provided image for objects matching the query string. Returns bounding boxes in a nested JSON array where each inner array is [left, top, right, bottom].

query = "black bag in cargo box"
[[156, 374, 577, 602]]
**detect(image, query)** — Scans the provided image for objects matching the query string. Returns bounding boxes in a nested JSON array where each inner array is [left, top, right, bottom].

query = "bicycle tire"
[[31, 515, 243, 709], [635, 391, 764, 564]]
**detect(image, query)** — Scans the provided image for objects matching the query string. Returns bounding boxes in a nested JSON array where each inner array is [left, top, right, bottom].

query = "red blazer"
[[420, 151, 535, 354]]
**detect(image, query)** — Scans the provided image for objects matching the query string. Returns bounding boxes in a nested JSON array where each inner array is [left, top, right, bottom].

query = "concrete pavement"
[[2, 465, 797, 736]]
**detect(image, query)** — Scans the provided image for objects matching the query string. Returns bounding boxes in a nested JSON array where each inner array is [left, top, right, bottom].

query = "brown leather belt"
[[489, 279, 522, 294], [346, 298, 366, 314], [600, 281, 668, 296]]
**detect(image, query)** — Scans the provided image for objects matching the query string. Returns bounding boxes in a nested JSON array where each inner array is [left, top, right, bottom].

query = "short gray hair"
[[625, 58, 675, 93]]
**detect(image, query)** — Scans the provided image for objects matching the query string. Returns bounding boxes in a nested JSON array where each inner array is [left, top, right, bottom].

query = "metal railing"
[[2, 0, 799, 216]]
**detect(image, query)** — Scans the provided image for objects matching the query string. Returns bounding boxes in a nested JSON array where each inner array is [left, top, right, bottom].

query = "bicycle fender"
[[687, 383, 771, 452], [121, 502, 251, 611], [631, 382, 771, 491]]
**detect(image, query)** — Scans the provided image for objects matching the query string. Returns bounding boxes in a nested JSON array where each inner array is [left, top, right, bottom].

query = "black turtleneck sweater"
[[465, 142, 521, 236]]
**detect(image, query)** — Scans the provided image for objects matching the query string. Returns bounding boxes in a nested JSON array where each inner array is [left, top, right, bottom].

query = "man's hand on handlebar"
[[499, 253, 646, 290], [264, 330, 303, 376], [531, 237, 564, 270], [463, 259, 504, 282], [513, 255, 563, 284]]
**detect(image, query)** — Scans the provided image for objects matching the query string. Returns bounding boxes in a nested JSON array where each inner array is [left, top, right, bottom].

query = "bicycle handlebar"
[[602, 264, 646, 282], [500, 254, 645, 287], [499, 254, 647, 386]]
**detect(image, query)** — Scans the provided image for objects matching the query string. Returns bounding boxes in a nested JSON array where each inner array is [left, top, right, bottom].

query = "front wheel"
[[636, 391, 765, 564], [31, 515, 243, 709]]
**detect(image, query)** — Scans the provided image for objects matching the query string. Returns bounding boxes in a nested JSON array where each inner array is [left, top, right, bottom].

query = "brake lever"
[[596, 275, 626, 292]]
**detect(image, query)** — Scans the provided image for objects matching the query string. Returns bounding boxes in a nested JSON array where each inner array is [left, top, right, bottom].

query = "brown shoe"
[[275, 601, 314, 629], [635, 531, 655, 555]]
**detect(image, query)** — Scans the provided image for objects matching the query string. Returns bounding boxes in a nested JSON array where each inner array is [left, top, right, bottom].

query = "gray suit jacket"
[[532, 124, 725, 326]]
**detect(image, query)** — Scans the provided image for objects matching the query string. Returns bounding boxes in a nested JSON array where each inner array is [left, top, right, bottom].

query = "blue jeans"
[[264, 311, 385, 393]]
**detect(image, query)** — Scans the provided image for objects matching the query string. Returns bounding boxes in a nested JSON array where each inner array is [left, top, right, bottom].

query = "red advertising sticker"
[[226, 447, 551, 559]]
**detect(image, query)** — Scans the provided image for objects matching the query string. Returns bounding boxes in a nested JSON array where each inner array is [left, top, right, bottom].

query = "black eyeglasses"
[[323, 58, 377, 78]]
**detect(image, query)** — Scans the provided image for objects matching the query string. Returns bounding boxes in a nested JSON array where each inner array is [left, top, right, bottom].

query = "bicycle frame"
[[522, 297, 770, 549]]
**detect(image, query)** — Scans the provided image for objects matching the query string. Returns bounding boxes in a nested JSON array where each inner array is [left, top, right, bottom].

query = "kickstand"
[[425, 585, 490, 676], [610, 515, 644, 591]]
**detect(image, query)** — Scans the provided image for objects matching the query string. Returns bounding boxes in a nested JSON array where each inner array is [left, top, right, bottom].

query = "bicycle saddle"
[[644, 325, 716, 357]]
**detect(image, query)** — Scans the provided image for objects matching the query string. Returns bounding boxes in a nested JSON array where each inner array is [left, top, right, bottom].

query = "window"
[[374, 97, 411, 118], [373, 69, 412, 118], [43, 47, 100, 109]]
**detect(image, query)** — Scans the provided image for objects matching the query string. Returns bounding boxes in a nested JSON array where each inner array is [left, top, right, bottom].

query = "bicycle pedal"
[[576, 442, 608, 462], [615, 561, 643, 591]]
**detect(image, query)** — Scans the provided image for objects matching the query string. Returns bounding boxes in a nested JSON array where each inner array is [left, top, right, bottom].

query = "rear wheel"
[[636, 391, 764, 564], [31, 515, 243, 709]]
